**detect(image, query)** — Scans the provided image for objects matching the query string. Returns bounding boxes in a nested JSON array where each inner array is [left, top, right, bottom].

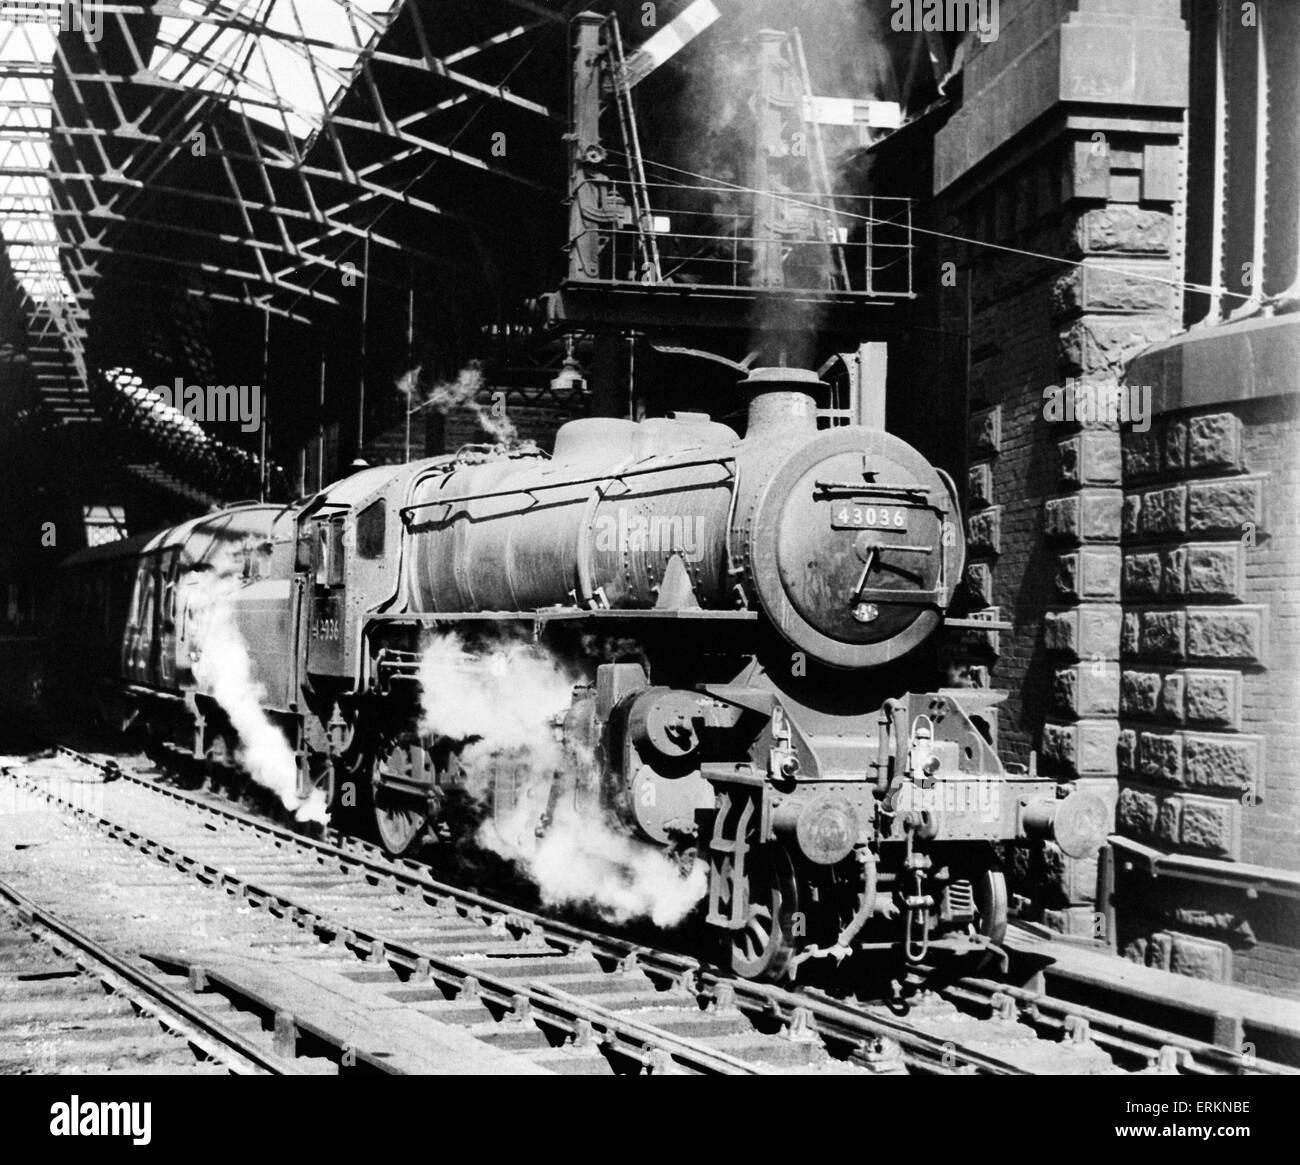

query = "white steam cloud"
[[185, 553, 326, 824], [417, 633, 707, 926], [397, 362, 518, 445]]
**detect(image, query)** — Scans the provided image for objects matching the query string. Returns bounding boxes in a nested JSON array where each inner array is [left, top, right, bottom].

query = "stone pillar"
[[930, 0, 1189, 932], [1039, 192, 1186, 936]]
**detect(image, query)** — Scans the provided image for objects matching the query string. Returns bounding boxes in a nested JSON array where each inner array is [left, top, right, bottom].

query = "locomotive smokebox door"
[[746, 426, 964, 669]]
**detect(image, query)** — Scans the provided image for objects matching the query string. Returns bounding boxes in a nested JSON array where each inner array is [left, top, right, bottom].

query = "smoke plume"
[[658, 0, 904, 368], [184, 551, 326, 824], [417, 632, 707, 926], [398, 362, 517, 445]]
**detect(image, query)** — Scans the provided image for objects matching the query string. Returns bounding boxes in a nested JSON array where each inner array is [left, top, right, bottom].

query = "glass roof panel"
[[0, 12, 69, 307], [1, 0, 400, 322], [149, 0, 397, 139]]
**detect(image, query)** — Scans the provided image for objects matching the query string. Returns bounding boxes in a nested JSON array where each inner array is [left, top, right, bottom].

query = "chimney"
[[738, 366, 823, 437]]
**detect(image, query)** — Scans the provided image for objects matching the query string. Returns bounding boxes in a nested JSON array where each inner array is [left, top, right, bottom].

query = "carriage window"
[[134, 563, 152, 623], [138, 562, 157, 628], [357, 501, 385, 560], [160, 553, 178, 624]]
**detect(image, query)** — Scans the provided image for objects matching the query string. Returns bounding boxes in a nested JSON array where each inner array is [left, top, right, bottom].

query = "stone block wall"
[[914, 0, 1299, 996], [1113, 385, 1300, 996], [930, 0, 1187, 936]]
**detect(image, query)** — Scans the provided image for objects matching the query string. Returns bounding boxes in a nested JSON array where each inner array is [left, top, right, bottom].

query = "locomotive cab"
[[295, 464, 410, 688], [299, 507, 348, 676]]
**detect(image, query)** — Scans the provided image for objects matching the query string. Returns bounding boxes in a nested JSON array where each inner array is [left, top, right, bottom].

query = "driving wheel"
[[727, 845, 800, 982]]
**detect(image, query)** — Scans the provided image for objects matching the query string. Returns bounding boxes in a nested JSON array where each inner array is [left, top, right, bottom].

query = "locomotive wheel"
[[373, 791, 428, 856], [727, 845, 799, 982], [370, 741, 429, 856], [974, 869, 1008, 946]]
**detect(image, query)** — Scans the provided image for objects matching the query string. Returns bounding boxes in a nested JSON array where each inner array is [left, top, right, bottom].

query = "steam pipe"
[[835, 849, 877, 949]]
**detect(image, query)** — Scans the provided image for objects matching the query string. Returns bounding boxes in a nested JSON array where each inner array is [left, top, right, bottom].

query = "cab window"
[[357, 501, 385, 560], [328, 521, 345, 586], [315, 520, 345, 587]]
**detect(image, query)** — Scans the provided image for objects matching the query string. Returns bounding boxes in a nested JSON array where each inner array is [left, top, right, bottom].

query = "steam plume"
[[417, 633, 707, 926], [184, 552, 326, 824], [664, 0, 903, 368], [397, 362, 517, 445]]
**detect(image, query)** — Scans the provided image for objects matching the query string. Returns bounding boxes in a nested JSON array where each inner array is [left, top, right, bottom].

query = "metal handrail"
[[398, 455, 737, 525]]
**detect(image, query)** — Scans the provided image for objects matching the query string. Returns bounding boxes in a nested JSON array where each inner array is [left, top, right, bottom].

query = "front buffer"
[[700, 691, 1109, 982]]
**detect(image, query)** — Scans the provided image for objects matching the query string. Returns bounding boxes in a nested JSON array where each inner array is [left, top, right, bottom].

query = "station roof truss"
[[0, 0, 574, 425]]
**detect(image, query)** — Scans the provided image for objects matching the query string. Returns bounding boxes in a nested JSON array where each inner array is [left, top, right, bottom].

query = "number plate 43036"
[[831, 504, 908, 531]]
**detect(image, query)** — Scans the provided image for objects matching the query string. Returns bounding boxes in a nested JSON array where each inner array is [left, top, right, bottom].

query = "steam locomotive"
[[56, 367, 1107, 981]]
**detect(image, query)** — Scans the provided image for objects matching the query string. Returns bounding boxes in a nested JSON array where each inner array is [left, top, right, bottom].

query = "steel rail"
[[0, 874, 297, 1076], [4, 761, 766, 1075], [728, 978, 1029, 1076], [11, 745, 1029, 1075], [941, 976, 1296, 1077], [56, 745, 697, 979], [21, 740, 1290, 1076]]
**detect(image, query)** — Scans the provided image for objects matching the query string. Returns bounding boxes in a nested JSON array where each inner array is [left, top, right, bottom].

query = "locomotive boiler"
[[57, 366, 1108, 983]]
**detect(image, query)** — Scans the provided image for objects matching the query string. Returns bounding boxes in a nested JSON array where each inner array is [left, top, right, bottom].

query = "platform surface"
[[1006, 923, 1300, 1043]]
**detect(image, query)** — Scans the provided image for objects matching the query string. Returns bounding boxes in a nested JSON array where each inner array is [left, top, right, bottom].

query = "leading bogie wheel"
[[969, 868, 1009, 975], [974, 869, 1008, 946]]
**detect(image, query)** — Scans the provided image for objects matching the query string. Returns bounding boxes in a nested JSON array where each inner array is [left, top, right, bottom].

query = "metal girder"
[[398, 5, 554, 119], [0, 0, 569, 449], [496, 0, 568, 23]]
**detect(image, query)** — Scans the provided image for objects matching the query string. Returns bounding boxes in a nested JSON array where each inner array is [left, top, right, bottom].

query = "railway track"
[[935, 975, 1296, 1076], [0, 876, 294, 1075], [0, 748, 917, 1074], [4, 742, 1290, 1076]]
